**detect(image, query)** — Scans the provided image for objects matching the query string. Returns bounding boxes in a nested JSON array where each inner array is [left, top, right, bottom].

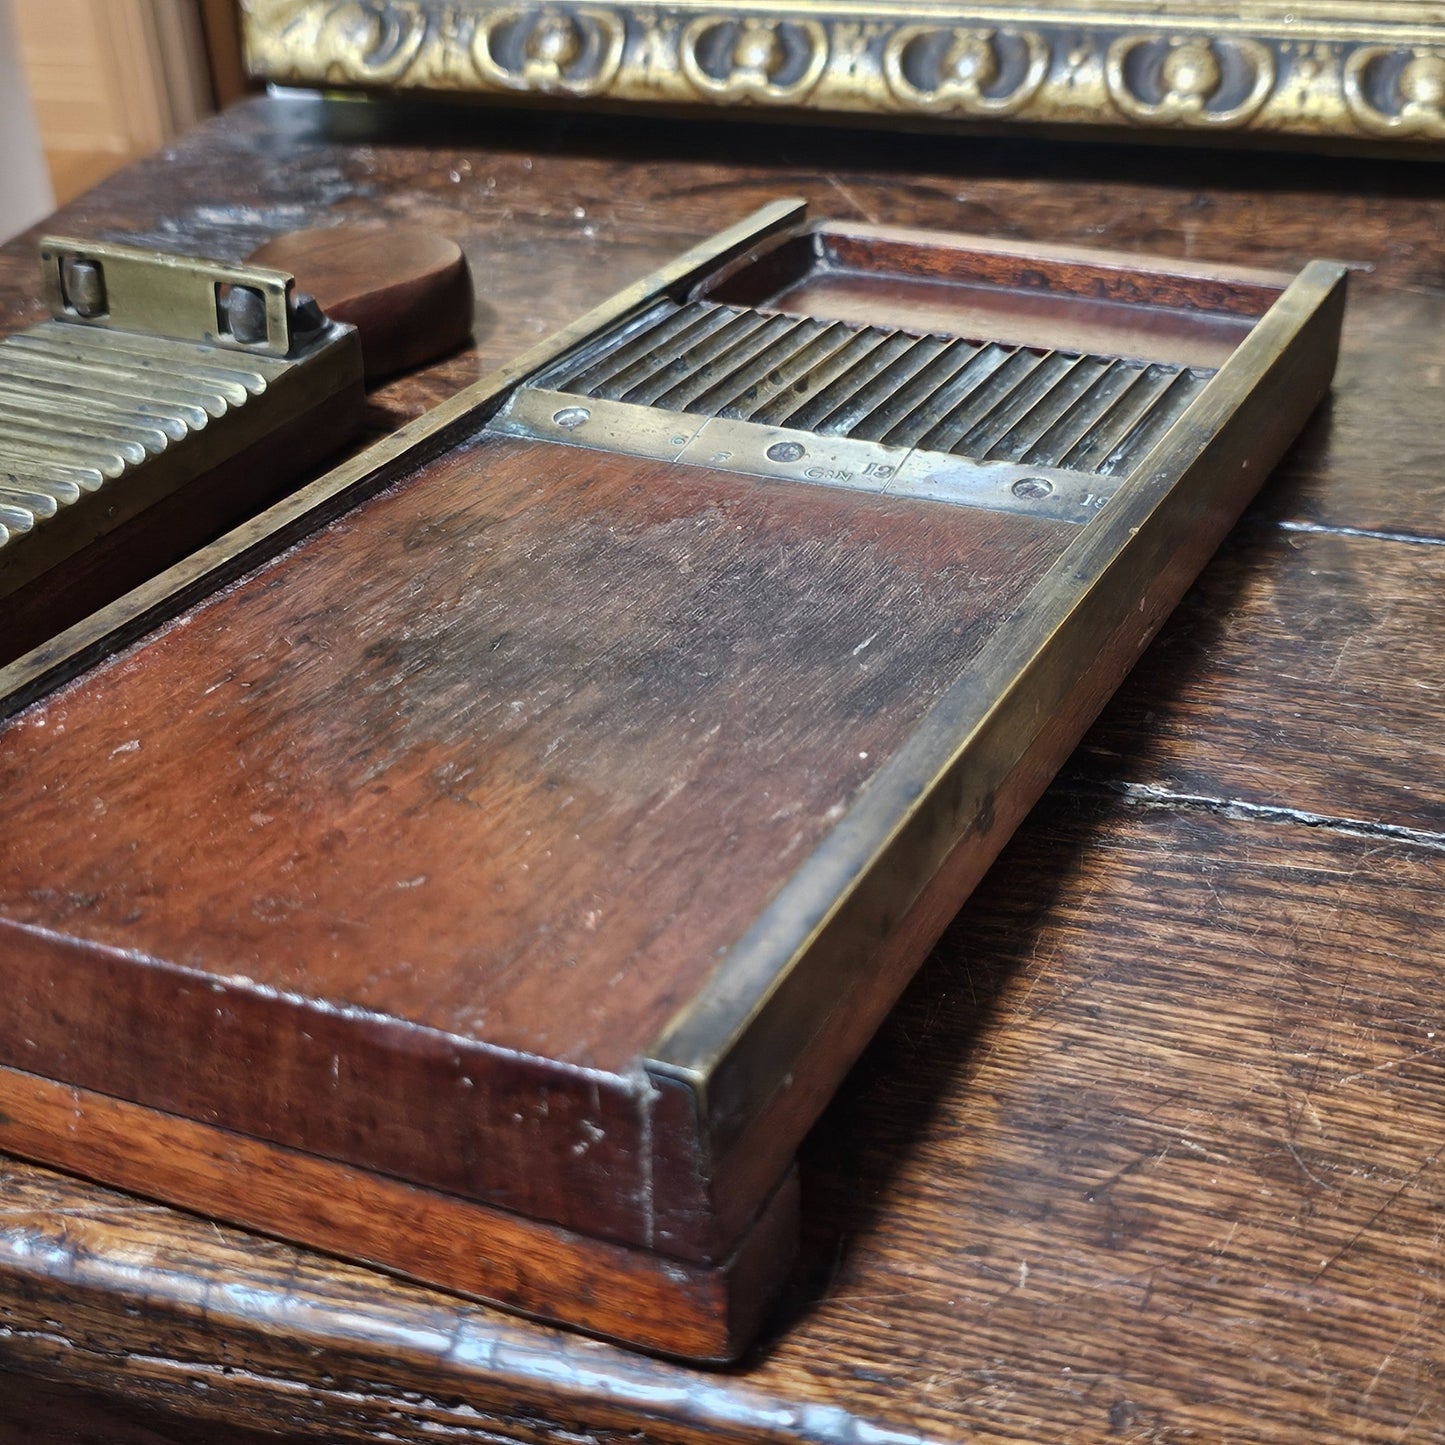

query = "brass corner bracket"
[[241, 1, 1445, 150]]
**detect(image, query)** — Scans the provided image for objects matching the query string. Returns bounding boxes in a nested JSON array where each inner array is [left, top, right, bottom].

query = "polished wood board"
[[0, 95, 1441, 1440], [0, 436, 1062, 1270], [0, 200, 1344, 1358]]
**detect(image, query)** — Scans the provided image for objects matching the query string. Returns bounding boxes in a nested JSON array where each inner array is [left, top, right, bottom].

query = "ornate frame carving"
[[240, 1, 1445, 149]]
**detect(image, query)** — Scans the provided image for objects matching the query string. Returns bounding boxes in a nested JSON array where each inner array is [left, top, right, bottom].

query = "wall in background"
[[0, 0, 55, 241], [12, 0, 214, 204]]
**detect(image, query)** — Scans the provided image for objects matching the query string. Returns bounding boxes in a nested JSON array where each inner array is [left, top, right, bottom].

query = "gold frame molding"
[[240, 1, 1445, 148]]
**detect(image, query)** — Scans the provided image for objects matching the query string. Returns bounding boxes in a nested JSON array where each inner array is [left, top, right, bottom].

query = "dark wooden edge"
[[696, 219, 1296, 319], [689, 228, 825, 308], [647, 261, 1349, 1182], [816, 222, 1296, 316], [0, 1063, 799, 1364], [359, 245, 474, 380], [0, 916, 668, 1253], [199, 0, 256, 108]]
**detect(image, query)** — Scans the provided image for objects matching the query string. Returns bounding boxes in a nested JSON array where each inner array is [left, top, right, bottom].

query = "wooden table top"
[[1, 97, 1442, 1444]]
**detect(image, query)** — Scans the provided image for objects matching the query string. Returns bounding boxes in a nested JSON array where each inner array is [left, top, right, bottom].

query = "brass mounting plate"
[[40, 237, 297, 357], [491, 386, 1114, 525]]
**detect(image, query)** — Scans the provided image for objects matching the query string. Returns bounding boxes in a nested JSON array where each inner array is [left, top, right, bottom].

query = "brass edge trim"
[[645, 259, 1347, 1138], [0, 198, 807, 721], [241, 1, 1445, 148]]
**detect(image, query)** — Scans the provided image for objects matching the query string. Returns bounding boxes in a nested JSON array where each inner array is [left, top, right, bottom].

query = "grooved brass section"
[[537, 300, 1216, 463], [0, 236, 361, 572], [0, 323, 293, 554], [0, 235, 364, 605], [496, 299, 1213, 524], [241, 0, 1445, 150]]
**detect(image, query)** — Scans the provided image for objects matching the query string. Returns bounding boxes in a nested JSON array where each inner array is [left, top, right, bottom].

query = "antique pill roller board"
[[0, 201, 1345, 1361], [0, 237, 364, 666], [0, 227, 472, 665]]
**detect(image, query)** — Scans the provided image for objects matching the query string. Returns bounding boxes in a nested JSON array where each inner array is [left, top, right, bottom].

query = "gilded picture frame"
[[240, 1, 1445, 149]]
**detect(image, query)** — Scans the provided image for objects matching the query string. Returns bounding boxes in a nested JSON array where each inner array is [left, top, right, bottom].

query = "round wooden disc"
[[248, 223, 474, 382]]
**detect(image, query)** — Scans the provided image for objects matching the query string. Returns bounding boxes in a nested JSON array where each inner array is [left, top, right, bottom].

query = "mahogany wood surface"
[[0, 433, 1068, 1258], [0, 97, 1442, 1440], [247, 224, 474, 381], [0, 1064, 799, 1363], [0, 442, 1066, 1070]]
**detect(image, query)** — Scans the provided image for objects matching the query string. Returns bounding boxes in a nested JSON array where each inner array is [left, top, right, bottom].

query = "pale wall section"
[[0, 0, 55, 242], [10, 0, 212, 206]]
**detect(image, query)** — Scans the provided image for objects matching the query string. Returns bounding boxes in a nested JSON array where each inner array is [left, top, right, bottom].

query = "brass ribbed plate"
[[0, 321, 292, 552], [492, 299, 1215, 525], [544, 299, 1212, 471]]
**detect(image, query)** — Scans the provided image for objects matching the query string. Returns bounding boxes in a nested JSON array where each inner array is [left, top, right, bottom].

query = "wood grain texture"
[[0, 435, 1070, 1254], [1072, 524, 1445, 835], [0, 94, 1442, 1439], [0, 1065, 798, 1361], [0, 1374, 285, 1445], [0, 440, 1065, 1065], [248, 223, 474, 380], [0, 801, 1440, 1441]]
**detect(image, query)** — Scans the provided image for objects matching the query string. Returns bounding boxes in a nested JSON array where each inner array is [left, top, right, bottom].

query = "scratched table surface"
[[1, 96, 1442, 1444]]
